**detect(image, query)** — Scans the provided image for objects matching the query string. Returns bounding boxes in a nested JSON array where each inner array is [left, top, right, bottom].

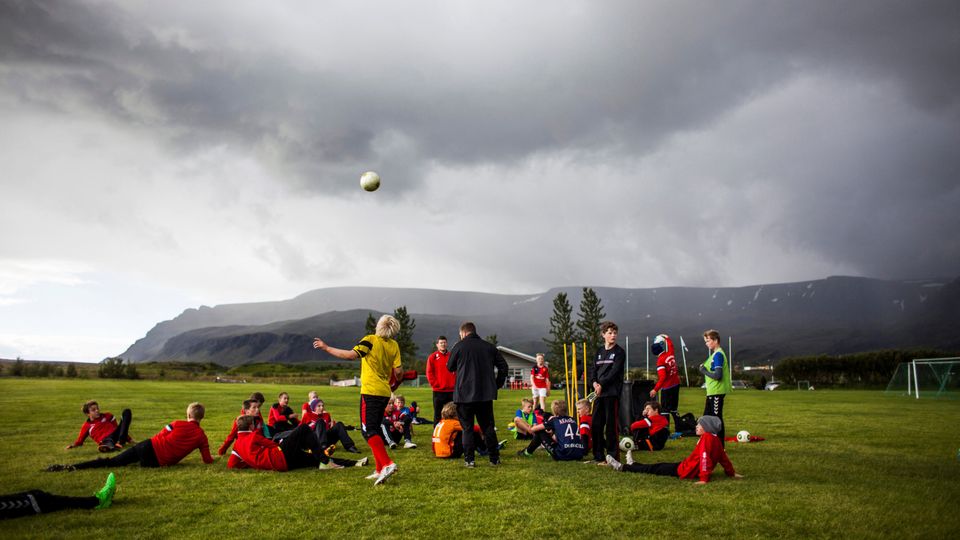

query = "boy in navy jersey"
[[628, 401, 670, 452], [517, 400, 585, 461]]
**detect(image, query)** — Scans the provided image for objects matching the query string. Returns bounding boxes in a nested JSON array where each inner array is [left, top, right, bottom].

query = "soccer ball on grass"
[[736, 430, 750, 443]]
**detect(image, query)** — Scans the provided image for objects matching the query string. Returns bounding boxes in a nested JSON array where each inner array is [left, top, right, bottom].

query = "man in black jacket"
[[591, 321, 626, 464], [447, 321, 509, 467]]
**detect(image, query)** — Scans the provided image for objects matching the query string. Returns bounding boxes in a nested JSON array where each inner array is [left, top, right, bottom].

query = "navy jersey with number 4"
[[545, 415, 585, 461]]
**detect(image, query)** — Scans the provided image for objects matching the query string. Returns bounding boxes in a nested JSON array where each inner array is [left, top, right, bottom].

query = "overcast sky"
[[1, 1, 957, 361]]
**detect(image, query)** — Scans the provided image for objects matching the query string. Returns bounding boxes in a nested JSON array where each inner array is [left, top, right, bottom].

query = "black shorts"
[[360, 394, 390, 441]]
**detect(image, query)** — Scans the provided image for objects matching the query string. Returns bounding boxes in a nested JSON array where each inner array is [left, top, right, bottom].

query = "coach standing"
[[447, 322, 508, 467], [426, 335, 456, 424]]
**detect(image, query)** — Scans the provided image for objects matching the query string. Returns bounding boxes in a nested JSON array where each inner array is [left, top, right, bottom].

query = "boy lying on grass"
[[66, 400, 133, 453], [48, 402, 213, 471], [605, 415, 743, 484]]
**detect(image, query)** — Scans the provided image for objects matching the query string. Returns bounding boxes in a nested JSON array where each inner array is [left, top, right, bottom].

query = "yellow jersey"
[[353, 334, 402, 397]]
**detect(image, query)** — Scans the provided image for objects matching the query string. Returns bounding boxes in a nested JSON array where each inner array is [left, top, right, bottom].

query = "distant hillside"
[[121, 276, 960, 366]]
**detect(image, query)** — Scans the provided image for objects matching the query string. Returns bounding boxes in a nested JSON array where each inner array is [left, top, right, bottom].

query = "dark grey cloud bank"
[[2, 0, 958, 284]]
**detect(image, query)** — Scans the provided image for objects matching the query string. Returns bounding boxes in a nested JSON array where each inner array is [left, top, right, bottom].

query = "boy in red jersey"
[[302, 390, 319, 416], [382, 395, 417, 449], [576, 399, 592, 455], [605, 415, 742, 484], [628, 401, 670, 452], [227, 415, 364, 471], [48, 403, 214, 471], [66, 401, 133, 453], [218, 399, 266, 456], [426, 335, 456, 424], [530, 353, 551, 411], [301, 398, 361, 454], [268, 392, 299, 434], [314, 314, 403, 485], [649, 334, 682, 429]]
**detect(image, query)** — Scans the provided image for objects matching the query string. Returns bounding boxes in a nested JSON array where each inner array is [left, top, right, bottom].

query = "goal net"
[[885, 357, 960, 399]]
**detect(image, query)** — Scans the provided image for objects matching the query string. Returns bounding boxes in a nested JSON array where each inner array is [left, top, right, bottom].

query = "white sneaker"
[[605, 454, 623, 471], [388, 441, 397, 450], [318, 461, 344, 470], [365, 471, 379, 480], [355, 457, 369, 467], [403, 440, 417, 449], [374, 462, 397, 485], [626, 450, 634, 465]]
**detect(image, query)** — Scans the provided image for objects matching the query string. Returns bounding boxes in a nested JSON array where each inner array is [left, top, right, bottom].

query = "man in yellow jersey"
[[313, 314, 403, 485]]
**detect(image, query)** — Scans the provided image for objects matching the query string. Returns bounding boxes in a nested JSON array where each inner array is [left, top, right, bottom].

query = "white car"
[[764, 382, 781, 391]]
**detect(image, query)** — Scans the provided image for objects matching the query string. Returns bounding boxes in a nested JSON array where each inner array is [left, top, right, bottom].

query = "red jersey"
[[268, 404, 297, 428], [578, 414, 592, 451], [150, 420, 214, 467], [72, 413, 119, 447], [531, 365, 550, 388], [230, 430, 287, 471], [302, 410, 333, 430], [218, 410, 265, 455], [676, 432, 736, 482], [630, 413, 668, 435], [426, 350, 456, 392], [653, 336, 681, 392]]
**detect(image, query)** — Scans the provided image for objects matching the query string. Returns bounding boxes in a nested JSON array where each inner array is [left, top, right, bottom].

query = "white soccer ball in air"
[[737, 430, 750, 443], [619, 437, 635, 452], [360, 171, 381, 192]]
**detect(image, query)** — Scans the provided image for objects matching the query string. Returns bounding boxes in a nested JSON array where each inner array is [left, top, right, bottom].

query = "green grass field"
[[1, 379, 958, 539]]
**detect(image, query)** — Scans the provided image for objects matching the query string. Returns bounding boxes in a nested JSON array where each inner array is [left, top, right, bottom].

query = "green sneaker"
[[95, 472, 117, 510]]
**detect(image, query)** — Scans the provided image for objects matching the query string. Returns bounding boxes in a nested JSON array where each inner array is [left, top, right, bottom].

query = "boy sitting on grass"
[[431, 402, 503, 459], [301, 390, 319, 416], [628, 401, 669, 452], [517, 400, 585, 461], [511, 398, 541, 440], [576, 399, 592, 455], [301, 398, 361, 454], [66, 400, 133, 453], [268, 391, 299, 434], [48, 402, 214, 471], [382, 397, 417, 449], [605, 415, 743, 484], [218, 399, 266, 456]]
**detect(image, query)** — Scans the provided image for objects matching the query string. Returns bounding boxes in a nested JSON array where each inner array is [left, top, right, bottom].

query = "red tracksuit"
[[150, 420, 214, 466], [72, 413, 119, 447], [426, 350, 455, 392], [579, 414, 592, 452], [218, 411, 265, 455], [653, 340, 681, 392], [228, 430, 287, 471], [677, 432, 736, 482]]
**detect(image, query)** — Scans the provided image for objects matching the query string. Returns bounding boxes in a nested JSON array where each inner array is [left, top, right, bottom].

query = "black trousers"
[[704, 394, 726, 447], [592, 395, 620, 461], [74, 439, 159, 469], [279, 424, 324, 469], [658, 385, 680, 429], [623, 461, 680, 476], [456, 401, 499, 463], [322, 421, 357, 450], [432, 391, 454, 424], [106, 409, 132, 445], [0, 490, 97, 520]]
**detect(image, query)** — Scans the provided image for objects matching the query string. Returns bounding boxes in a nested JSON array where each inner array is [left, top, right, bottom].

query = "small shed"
[[497, 346, 538, 386]]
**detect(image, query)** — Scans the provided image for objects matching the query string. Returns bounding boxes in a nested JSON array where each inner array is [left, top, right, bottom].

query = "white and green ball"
[[360, 171, 381, 192], [618, 437, 635, 452]]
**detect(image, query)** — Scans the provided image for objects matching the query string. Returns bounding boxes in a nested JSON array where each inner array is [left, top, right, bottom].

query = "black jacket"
[[447, 333, 509, 403], [591, 344, 626, 398]]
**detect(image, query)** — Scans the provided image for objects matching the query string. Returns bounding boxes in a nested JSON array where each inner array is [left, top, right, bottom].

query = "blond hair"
[[521, 397, 534, 406], [441, 401, 458, 420], [376, 314, 400, 339], [187, 402, 205, 420], [551, 399, 568, 417], [576, 399, 589, 410]]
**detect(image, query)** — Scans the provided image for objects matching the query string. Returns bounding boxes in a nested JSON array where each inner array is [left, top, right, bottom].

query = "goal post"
[[885, 357, 960, 399]]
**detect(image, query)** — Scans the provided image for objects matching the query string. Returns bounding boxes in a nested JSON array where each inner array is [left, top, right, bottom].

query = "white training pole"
[[680, 336, 690, 386], [913, 360, 920, 399], [907, 362, 912, 397], [625, 336, 630, 380], [645, 336, 650, 379], [729, 336, 733, 366]]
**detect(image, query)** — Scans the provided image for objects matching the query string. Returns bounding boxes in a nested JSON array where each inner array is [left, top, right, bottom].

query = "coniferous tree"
[[544, 292, 576, 364], [364, 312, 377, 335], [576, 287, 606, 356], [485, 334, 499, 347], [393, 306, 418, 361]]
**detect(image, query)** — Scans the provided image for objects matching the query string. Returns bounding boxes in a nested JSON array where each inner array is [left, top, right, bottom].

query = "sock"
[[366, 436, 391, 472]]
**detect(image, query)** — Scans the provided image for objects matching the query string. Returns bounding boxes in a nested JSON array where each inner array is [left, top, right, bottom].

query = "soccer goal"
[[885, 357, 960, 399], [797, 380, 811, 391]]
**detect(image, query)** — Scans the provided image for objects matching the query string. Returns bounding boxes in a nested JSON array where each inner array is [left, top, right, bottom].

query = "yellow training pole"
[[562, 343, 570, 408], [572, 343, 579, 405]]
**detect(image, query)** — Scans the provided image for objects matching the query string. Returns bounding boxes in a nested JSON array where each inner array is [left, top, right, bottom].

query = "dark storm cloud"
[[1, 0, 958, 282]]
